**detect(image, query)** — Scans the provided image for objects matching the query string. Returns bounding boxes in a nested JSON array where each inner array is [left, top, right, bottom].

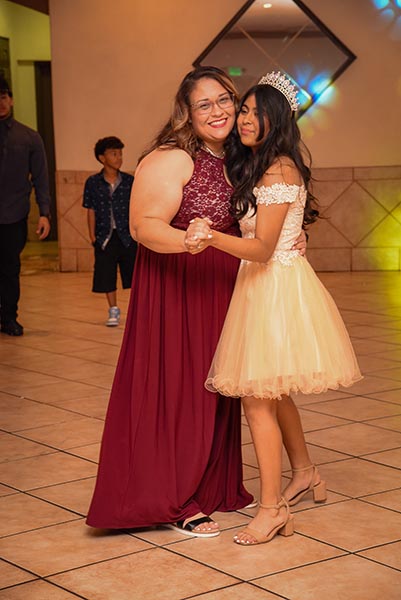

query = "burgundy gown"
[[86, 149, 252, 529]]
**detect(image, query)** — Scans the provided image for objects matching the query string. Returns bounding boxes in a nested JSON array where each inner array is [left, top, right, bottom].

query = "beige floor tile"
[[196, 584, 279, 599], [24, 380, 105, 404], [373, 349, 401, 363], [285, 444, 350, 469], [255, 554, 401, 600], [0, 519, 151, 577], [295, 499, 401, 551], [344, 375, 401, 396], [170, 529, 343, 580], [0, 484, 16, 497], [357, 354, 401, 373], [53, 394, 109, 419], [0, 560, 36, 589], [0, 452, 97, 490], [18, 416, 104, 450], [68, 442, 101, 462], [0, 370, 62, 395], [304, 395, 401, 421], [364, 447, 401, 469], [360, 488, 401, 512], [243, 464, 259, 480], [306, 422, 401, 455], [0, 580, 88, 599], [359, 540, 401, 570], [241, 423, 252, 444], [347, 324, 393, 338], [18, 355, 117, 383], [0, 432, 55, 463], [30, 477, 96, 515], [298, 409, 351, 431], [0, 493, 78, 537], [18, 334, 101, 355], [313, 458, 401, 496], [367, 388, 401, 405], [292, 390, 353, 406], [351, 339, 401, 356], [78, 374, 112, 389], [372, 332, 401, 345], [66, 345, 120, 366], [242, 443, 258, 468], [373, 367, 401, 383], [0, 397, 79, 432], [49, 547, 238, 600], [244, 442, 348, 473], [366, 414, 401, 432]]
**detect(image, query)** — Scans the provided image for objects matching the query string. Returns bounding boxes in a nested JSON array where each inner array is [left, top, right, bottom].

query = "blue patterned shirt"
[[83, 170, 134, 249]]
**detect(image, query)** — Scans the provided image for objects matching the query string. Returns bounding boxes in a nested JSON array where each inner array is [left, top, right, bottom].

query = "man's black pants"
[[0, 218, 27, 324]]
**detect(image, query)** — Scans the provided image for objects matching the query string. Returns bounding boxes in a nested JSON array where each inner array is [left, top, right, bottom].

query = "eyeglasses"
[[190, 93, 234, 114]]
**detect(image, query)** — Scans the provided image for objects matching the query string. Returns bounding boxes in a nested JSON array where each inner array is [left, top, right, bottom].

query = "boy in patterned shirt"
[[83, 137, 136, 326]]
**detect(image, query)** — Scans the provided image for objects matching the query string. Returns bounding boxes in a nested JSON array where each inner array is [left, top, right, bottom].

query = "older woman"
[[87, 66, 306, 537], [87, 66, 253, 536]]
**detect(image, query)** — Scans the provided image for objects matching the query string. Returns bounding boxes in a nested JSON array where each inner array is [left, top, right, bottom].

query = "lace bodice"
[[170, 149, 239, 235], [240, 183, 306, 266]]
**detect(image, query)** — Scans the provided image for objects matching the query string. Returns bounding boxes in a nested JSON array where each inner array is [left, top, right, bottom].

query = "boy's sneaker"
[[106, 306, 120, 327]]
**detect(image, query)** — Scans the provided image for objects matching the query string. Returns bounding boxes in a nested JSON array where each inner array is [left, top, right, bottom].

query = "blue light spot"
[[394, 0, 401, 8], [309, 75, 331, 98], [317, 85, 335, 104], [373, 0, 390, 8], [381, 7, 395, 22]]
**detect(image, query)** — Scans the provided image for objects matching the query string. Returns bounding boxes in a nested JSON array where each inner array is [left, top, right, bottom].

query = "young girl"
[[185, 72, 362, 546]]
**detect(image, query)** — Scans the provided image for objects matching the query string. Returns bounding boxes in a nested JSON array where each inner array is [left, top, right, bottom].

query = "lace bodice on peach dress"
[[240, 182, 306, 266]]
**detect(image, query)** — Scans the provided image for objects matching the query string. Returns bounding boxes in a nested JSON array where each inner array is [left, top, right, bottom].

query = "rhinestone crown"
[[258, 71, 300, 111]]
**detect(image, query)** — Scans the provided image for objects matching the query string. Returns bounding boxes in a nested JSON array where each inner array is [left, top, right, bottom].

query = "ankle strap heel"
[[287, 464, 327, 506], [259, 497, 294, 537]]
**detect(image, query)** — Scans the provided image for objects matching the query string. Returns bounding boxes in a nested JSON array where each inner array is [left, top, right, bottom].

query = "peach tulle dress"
[[205, 183, 362, 400]]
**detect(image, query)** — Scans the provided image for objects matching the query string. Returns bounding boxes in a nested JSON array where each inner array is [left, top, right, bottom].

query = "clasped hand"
[[184, 217, 213, 254]]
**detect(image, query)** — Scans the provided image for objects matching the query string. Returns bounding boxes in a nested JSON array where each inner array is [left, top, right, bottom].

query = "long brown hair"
[[226, 84, 319, 227], [139, 66, 239, 162]]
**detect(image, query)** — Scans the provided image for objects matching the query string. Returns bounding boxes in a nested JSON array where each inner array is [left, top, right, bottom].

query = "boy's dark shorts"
[[92, 231, 137, 293]]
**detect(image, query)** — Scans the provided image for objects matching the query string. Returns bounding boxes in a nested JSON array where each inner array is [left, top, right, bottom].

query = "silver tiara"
[[258, 71, 300, 111]]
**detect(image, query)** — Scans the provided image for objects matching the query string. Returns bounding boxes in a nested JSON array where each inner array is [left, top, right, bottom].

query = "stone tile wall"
[[308, 166, 401, 271], [55, 166, 401, 272]]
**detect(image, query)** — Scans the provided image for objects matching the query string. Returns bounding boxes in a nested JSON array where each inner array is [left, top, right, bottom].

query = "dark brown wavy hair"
[[139, 66, 239, 162], [226, 84, 319, 227]]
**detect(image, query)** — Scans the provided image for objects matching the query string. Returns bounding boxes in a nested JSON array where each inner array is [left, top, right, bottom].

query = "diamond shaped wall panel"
[[359, 180, 401, 212], [308, 217, 351, 248], [324, 182, 387, 246], [312, 180, 353, 212], [359, 215, 401, 248], [391, 203, 401, 225]]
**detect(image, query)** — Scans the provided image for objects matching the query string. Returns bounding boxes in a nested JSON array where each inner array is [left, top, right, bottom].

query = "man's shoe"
[[106, 306, 120, 327], [1, 320, 24, 336]]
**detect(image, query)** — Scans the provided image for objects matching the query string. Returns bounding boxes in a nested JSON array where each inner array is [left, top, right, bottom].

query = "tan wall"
[[0, 0, 51, 129], [48, 0, 401, 271], [300, 0, 401, 168], [49, 0, 245, 173]]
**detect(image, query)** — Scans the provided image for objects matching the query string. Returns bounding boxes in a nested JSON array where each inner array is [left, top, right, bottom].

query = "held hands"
[[184, 217, 213, 254]]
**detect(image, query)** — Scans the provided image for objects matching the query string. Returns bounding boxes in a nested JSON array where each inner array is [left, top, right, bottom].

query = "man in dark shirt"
[[0, 77, 51, 336]]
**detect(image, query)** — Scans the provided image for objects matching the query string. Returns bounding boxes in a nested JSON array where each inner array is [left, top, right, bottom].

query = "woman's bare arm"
[[130, 148, 194, 253]]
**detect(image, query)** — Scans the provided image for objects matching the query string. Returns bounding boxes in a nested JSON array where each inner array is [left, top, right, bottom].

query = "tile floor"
[[1, 269, 401, 599]]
